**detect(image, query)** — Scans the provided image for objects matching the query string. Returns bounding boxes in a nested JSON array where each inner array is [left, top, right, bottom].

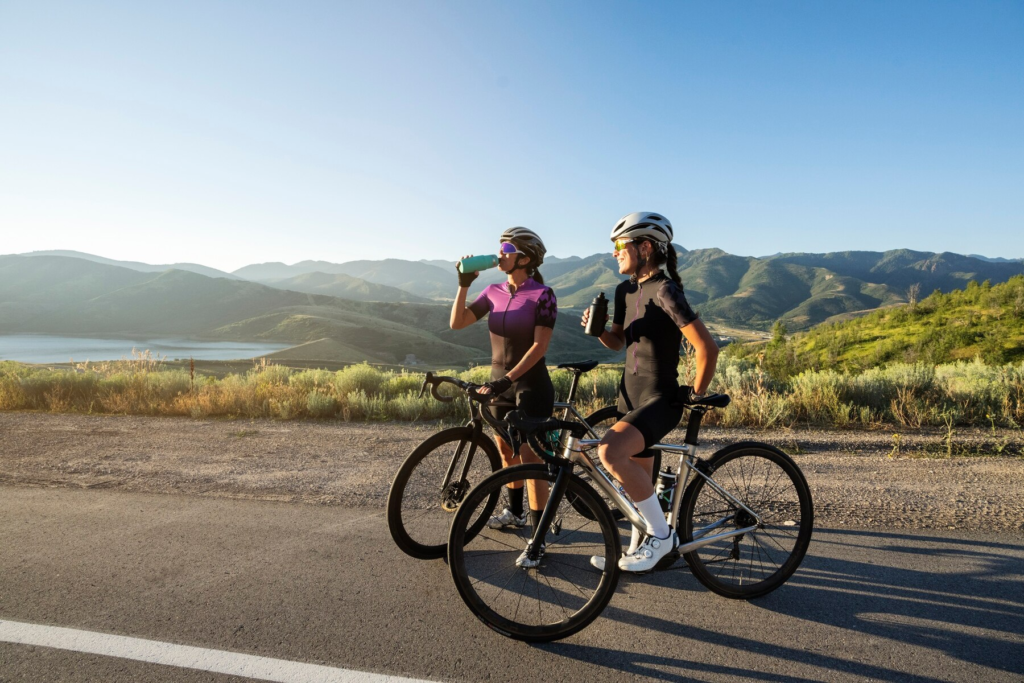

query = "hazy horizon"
[[5, 245, 1023, 276]]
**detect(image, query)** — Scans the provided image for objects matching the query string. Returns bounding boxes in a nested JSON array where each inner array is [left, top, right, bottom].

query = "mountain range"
[[4, 247, 1023, 366]]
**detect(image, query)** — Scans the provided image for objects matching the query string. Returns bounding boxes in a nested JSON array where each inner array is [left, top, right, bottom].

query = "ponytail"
[[647, 241, 682, 287], [530, 267, 544, 284], [665, 247, 682, 287]]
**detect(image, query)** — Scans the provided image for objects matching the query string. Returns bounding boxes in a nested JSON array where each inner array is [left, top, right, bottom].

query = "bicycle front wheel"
[[448, 464, 621, 642], [387, 427, 502, 560], [680, 444, 813, 599]]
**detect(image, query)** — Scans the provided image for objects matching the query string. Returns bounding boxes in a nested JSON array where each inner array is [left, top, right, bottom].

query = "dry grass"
[[2, 354, 1022, 429]]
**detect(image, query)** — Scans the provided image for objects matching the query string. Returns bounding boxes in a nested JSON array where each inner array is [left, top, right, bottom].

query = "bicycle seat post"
[[684, 407, 706, 447], [565, 369, 583, 404]]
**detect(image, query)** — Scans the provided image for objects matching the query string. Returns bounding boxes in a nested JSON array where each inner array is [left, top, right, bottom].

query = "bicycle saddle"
[[691, 393, 731, 408], [556, 360, 599, 373]]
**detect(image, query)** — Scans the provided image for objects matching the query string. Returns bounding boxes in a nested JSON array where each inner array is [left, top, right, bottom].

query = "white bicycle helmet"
[[610, 212, 673, 244], [500, 226, 547, 266]]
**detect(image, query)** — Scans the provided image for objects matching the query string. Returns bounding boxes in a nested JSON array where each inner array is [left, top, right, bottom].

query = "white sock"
[[635, 494, 670, 539], [627, 524, 643, 555]]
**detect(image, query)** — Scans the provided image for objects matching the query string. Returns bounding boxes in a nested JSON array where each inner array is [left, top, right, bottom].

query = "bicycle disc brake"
[[441, 480, 468, 512]]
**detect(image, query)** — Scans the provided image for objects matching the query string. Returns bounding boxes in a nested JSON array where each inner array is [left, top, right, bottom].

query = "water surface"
[[0, 336, 289, 364]]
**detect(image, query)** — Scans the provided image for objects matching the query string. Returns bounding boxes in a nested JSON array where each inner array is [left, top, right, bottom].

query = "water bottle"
[[655, 467, 677, 512], [585, 292, 608, 337], [457, 254, 499, 274]]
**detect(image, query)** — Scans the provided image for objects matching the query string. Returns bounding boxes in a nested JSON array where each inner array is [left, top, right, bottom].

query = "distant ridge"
[[16, 250, 240, 280]]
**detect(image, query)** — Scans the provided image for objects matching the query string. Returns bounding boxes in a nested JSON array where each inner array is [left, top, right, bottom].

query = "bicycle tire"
[[387, 427, 502, 560], [448, 464, 621, 642], [679, 443, 813, 599]]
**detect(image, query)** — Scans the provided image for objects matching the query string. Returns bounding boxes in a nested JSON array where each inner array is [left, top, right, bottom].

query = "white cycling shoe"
[[591, 532, 678, 573], [487, 507, 527, 529], [619, 532, 678, 573], [515, 542, 546, 568]]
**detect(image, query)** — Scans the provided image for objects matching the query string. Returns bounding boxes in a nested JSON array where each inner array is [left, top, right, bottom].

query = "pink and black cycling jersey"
[[469, 277, 557, 379]]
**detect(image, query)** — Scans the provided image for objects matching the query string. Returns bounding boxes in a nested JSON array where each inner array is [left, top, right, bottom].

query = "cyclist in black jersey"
[[581, 212, 719, 572], [450, 227, 557, 567]]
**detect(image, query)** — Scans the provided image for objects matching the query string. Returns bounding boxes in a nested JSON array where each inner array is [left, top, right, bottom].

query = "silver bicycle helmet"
[[610, 212, 673, 244], [500, 226, 547, 266]]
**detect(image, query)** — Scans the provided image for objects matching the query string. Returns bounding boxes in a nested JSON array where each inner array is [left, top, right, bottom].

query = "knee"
[[598, 441, 624, 471]]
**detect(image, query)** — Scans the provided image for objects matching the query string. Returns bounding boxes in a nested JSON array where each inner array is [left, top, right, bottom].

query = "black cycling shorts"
[[617, 377, 684, 453], [488, 373, 555, 447]]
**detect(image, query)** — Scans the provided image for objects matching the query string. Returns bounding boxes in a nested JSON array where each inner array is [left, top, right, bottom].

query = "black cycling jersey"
[[612, 271, 699, 450]]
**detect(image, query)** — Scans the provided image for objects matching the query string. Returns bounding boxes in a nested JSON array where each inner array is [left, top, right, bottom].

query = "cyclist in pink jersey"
[[450, 227, 557, 568]]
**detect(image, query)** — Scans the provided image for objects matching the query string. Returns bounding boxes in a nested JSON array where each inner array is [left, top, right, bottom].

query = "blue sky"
[[1, 1, 1021, 271]]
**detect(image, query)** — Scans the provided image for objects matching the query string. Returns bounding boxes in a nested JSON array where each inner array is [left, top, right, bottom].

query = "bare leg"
[[597, 422, 654, 501], [515, 441, 549, 511], [494, 435, 524, 490]]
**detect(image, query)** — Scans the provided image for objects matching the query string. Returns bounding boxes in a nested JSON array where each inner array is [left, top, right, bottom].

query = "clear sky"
[[1, 1, 1022, 271]]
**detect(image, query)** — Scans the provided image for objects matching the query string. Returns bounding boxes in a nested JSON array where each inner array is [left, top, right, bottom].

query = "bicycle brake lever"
[[419, 372, 433, 399]]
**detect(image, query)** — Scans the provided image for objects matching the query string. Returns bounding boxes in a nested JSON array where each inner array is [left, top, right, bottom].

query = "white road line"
[[0, 619, 433, 683]]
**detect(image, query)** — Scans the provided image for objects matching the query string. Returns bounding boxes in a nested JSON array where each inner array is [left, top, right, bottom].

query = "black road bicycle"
[[446, 392, 814, 642], [386, 360, 632, 560]]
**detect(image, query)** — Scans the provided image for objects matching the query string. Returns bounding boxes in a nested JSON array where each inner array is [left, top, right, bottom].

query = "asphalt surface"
[[1, 487, 1022, 683]]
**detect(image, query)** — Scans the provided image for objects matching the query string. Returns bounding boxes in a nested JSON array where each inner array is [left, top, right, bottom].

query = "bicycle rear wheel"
[[448, 464, 621, 642], [387, 427, 502, 560], [680, 444, 813, 599]]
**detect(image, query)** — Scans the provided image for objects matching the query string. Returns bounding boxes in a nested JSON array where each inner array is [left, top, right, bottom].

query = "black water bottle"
[[655, 467, 677, 512], [585, 292, 608, 337]]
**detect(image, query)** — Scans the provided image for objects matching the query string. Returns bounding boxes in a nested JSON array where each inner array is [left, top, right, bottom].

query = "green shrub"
[[335, 363, 385, 396], [306, 390, 338, 418]]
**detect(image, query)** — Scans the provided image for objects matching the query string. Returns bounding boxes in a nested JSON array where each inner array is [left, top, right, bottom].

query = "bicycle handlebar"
[[504, 410, 588, 465], [418, 371, 491, 404]]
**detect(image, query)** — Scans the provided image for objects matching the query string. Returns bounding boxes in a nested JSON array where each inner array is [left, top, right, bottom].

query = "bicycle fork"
[[439, 421, 483, 509]]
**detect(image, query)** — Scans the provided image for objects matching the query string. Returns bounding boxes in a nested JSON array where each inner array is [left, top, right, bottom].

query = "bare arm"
[[477, 326, 553, 394], [580, 308, 626, 351], [681, 319, 719, 395], [449, 285, 478, 330], [507, 326, 553, 381], [450, 255, 480, 330]]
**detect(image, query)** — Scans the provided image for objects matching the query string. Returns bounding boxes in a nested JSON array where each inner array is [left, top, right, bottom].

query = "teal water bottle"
[[457, 254, 499, 273]]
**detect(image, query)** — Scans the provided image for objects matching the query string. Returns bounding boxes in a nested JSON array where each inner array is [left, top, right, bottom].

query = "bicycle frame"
[[558, 435, 761, 556], [437, 369, 600, 503]]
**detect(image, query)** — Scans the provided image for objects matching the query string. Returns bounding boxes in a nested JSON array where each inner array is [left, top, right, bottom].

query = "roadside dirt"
[[1, 412, 1022, 533]]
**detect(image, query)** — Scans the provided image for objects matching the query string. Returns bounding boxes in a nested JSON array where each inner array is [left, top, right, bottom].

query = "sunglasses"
[[612, 238, 636, 253], [499, 242, 524, 256]]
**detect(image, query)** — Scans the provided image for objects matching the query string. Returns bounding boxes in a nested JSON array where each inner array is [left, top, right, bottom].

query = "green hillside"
[[264, 272, 431, 303], [0, 255, 620, 367], [228, 248, 1023, 330], [748, 276, 1024, 375]]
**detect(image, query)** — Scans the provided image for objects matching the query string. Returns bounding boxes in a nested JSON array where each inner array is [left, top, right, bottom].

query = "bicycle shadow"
[[537, 528, 1024, 682]]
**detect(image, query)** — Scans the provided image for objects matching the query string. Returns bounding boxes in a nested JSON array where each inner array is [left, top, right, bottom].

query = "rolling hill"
[[745, 275, 1024, 374], [3, 244, 1022, 368], [16, 250, 239, 280], [258, 272, 431, 303], [0, 255, 618, 366]]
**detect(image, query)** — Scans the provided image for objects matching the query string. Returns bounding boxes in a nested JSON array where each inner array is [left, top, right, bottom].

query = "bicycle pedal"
[[654, 549, 680, 571]]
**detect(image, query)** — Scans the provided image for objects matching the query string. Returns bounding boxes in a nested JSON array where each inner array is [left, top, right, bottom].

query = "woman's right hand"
[[457, 255, 479, 288]]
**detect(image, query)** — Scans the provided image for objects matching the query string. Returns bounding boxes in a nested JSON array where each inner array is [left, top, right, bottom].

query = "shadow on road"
[[538, 528, 1024, 682]]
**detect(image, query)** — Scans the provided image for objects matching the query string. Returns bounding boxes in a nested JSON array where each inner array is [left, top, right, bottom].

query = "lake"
[[0, 336, 290, 364]]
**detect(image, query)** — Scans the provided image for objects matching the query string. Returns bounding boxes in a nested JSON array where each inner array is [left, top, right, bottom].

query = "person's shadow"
[[537, 528, 1024, 682]]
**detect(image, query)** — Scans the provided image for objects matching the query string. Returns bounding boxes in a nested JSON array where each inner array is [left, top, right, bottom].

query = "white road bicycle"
[[446, 393, 814, 642]]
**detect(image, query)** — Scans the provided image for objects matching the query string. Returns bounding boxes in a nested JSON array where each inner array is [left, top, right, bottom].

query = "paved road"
[[1, 487, 1022, 682]]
